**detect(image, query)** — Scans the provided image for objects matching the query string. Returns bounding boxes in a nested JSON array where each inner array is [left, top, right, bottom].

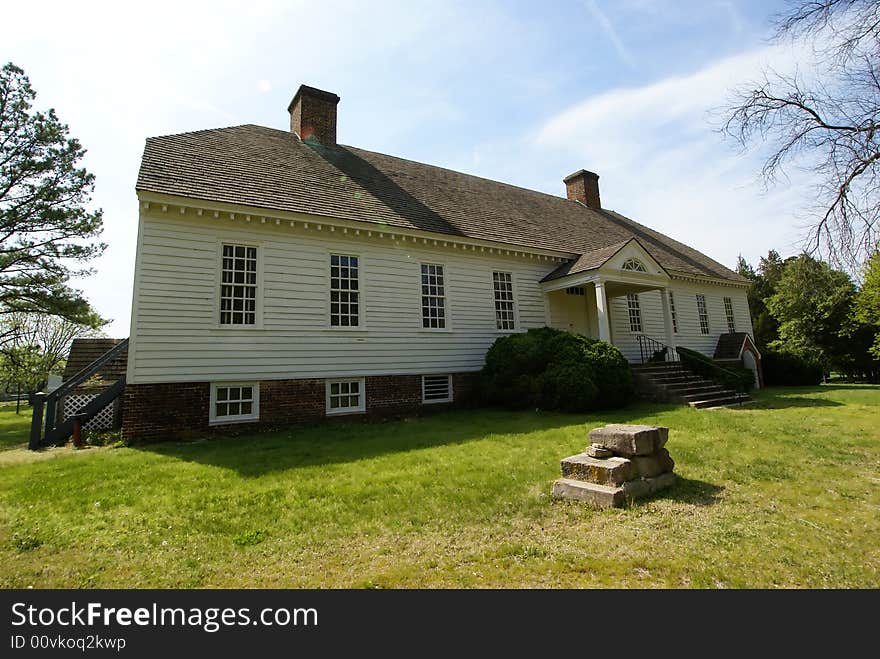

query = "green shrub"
[[677, 347, 755, 392], [481, 327, 632, 412], [762, 349, 823, 386]]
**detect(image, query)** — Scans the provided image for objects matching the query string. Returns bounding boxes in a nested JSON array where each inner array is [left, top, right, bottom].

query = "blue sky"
[[3, 0, 813, 336]]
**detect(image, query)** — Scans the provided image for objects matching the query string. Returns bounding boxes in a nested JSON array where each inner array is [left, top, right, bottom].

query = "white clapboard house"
[[118, 84, 759, 440]]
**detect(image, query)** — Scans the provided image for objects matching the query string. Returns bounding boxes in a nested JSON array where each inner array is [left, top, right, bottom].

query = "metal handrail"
[[674, 346, 750, 396], [636, 335, 679, 364]]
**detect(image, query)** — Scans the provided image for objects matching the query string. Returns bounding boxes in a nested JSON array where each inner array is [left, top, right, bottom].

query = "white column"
[[594, 280, 611, 343], [660, 287, 677, 356]]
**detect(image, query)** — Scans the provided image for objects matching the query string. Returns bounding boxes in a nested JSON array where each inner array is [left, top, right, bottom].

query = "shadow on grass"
[[664, 477, 725, 506], [131, 408, 595, 477], [730, 387, 843, 410]]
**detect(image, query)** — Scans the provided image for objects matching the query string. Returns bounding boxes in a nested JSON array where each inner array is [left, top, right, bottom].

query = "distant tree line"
[[736, 250, 880, 383]]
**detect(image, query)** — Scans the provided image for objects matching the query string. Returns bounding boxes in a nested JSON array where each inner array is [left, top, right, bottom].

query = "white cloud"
[[533, 41, 820, 270]]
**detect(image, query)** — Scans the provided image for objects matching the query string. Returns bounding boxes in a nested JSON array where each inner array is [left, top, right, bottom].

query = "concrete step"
[[687, 393, 751, 408], [679, 388, 729, 401], [552, 473, 678, 508], [667, 384, 726, 396], [632, 365, 688, 374]]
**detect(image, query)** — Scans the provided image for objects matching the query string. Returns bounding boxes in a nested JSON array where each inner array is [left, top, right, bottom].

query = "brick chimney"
[[288, 84, 340, 147], [564, 170, 601, 209]]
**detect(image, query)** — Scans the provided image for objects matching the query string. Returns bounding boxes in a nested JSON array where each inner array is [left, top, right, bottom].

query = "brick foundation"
[[122, 372, 480, 443]]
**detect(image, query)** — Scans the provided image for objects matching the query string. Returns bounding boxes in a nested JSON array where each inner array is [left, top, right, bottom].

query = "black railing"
[[636, 335, 680, 364], [675, 346, 751, 400], [29, 338, 129, 450]]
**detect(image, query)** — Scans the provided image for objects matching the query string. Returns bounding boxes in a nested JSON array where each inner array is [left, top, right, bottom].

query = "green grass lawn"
[[0, 386, 878, 588]]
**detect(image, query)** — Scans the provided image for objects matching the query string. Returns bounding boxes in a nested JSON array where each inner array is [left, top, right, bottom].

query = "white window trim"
[[696, 294, 710, 335], [626, 293, 643, 334], [422, 374, 453, 404], [418, 261, 452, 332], [723, 296, 736, 333], [214, 239, 264, 330], [327, 250, 367, 331], [209, 381, 260, 425], [492, 271, 519, 332], [621, 258, 648, 273], [325, 378, 367, 415]]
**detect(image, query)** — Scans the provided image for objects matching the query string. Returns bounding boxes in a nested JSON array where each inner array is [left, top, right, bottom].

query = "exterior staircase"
[[632, 362, 751, 408]]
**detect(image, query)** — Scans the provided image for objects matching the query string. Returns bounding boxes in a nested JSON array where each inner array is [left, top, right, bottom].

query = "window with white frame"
[[210, 383, 259, 423], [565, 286, 585, 296], [723, 297, 736, 333], [326, 378, 365, 414], [668, 291, 678, 333], [220, 244, 257, 325], [330, 254, 360, 327], [621, 258, 647, 272], [421, 263, 446, 329], [626, 293, 643, 333], [492, 271, 515, 330], [422, 375, 453, 403], [696, 294, 710, 334]]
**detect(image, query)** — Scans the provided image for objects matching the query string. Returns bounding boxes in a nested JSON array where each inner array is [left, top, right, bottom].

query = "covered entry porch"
[[540, 240, 676, 363]]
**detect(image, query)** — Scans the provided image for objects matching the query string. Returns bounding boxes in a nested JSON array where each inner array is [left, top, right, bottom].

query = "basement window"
[[210, 383, 259, 424], [724, 297, 736, 333], [326, 378, 366, 415], [696, 294, 710, 334], [422, 375, 453, 404], [627, 293, 643, 333]]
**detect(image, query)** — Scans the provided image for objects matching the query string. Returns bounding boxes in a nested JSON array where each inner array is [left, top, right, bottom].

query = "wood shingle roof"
[[136, 124, 747, 283]]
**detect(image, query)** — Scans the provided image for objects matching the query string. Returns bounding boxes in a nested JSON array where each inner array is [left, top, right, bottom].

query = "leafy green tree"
[[737, 250, 787, 348], [854, 250, 880, 358], [0, 62, 105, 348], [766, 254, 856, 373]]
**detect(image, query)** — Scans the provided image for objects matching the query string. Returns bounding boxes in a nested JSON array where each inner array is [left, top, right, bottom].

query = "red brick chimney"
[[564, 170, 601, 209], [288, 84, 340, 147]]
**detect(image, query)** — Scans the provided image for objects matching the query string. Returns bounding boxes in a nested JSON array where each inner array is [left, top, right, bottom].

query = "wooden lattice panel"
[[63, 394, 114, 430]]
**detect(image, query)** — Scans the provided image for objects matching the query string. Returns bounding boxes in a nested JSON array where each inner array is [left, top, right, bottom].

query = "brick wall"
[[122, 372, 482, 442]]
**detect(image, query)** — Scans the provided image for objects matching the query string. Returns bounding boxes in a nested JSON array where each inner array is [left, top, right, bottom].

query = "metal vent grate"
[[422, 375, 452, 403]]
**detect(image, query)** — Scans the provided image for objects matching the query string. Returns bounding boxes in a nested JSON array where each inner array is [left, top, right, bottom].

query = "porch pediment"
[[540, 238, 670, 293]]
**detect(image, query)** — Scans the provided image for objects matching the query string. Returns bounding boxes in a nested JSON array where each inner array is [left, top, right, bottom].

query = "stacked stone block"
[[552, 424, 676, 508]]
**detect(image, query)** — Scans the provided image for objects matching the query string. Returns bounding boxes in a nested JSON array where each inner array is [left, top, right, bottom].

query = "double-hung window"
[[723, 297, 736, 333], [668, 291, 678, 333], [330, 254, 359, 327], [696, 294, 710, 334], [220, 244, 257, 325], [626, 293, 643, 333], [421, 263, 446, 329], [492, 272, 515, 330]]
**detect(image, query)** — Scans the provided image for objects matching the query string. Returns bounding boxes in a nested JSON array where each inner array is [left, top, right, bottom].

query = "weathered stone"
[[630, 448, 675, 478], [552, 478, 625, 508], [588, 424, 667, 456], [655, 427, 669, 450], [560, 453, 636, 485], [585, 444, 613, 459], [622, 472, 677, 499]]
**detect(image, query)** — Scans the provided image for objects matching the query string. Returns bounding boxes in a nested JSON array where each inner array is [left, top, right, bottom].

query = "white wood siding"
[[128, 211, 555, 384], [608, 284, 753, 362]]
